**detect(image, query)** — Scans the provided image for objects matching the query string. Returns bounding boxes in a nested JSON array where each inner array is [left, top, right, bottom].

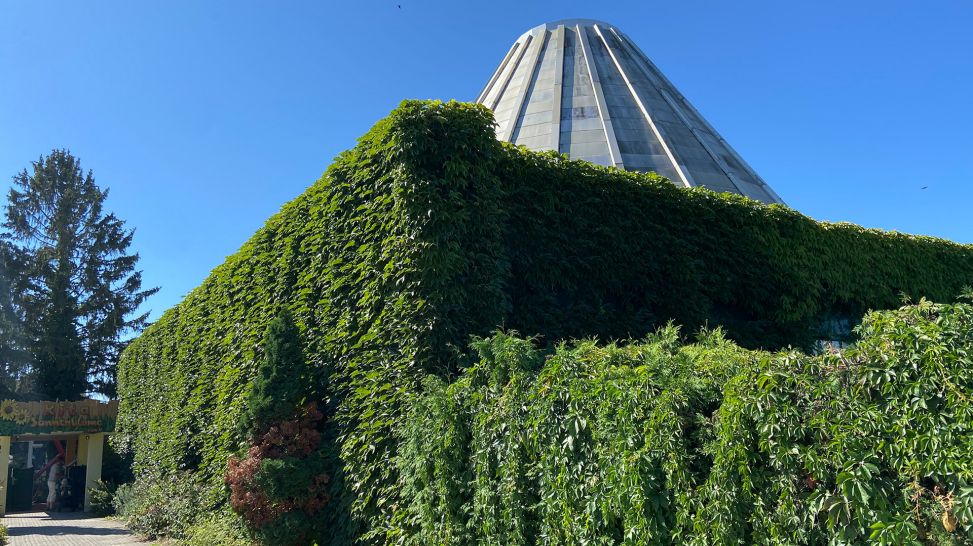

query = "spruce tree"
[[3, 150, 157, 399], [0, 242, 29, 393]]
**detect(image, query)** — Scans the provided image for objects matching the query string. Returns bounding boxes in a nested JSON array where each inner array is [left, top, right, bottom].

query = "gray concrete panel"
[[515, 123, 553, 139], [561, 117, 610, 132]]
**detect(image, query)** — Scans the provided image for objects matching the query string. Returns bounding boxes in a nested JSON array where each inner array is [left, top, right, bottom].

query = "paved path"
[[1, 511, 145, 545]]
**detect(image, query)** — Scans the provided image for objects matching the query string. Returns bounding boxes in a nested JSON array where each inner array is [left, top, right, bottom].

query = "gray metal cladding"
[[477, 19, 784, 205]]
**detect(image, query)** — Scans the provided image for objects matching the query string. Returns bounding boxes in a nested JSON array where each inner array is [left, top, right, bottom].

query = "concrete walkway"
[[1, 511, 145, 545]]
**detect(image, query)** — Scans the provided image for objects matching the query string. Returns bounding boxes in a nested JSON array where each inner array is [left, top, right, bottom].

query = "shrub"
[[225, 311, 332, 545], [394, 327, 749, 544], [113, 472, 209, 539], [0, 523, 7, 545], [693, 298, 973, 545], [226, 403, 331, 544], [396, 300, 973, 544], [86, 480, 115, 517], [181, 511, 252, 546]]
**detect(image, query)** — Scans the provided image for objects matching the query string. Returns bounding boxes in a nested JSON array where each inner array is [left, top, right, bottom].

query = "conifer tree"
[[239, 308, 310, 436], [3, 150, 157, 399], [227, 309, 330, 545], [0, 242, 29, 393]]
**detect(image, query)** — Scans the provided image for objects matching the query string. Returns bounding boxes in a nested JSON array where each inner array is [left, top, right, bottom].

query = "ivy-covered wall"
[[496, 148, 973, 349], [115, 100, 973, 543]]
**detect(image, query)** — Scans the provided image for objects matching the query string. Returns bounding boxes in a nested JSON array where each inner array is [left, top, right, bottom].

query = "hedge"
[[115, 100, 973, 544], [395, 300, 973, 544]]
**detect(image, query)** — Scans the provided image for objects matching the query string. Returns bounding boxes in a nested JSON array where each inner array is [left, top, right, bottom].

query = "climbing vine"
[[115, 100, 973, 543]]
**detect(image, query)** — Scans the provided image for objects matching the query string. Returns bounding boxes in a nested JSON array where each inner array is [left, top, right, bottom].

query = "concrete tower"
[[477, 19, 784, 204]]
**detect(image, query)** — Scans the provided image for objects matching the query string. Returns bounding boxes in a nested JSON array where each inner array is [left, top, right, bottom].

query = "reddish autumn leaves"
[[225, 403, 330, 529]]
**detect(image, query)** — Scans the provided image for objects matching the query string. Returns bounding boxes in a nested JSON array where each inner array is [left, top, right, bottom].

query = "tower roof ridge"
[[515, 19, 620, 40]]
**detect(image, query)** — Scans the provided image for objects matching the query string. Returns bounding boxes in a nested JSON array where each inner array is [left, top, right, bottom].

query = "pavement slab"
[[1, 511, 146, 546]]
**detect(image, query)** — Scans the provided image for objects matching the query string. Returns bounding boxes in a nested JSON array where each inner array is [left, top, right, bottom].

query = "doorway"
[[5, 438, 86, 513]]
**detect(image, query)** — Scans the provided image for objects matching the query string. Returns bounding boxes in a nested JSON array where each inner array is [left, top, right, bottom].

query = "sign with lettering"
[[0, 399, 117, 435]]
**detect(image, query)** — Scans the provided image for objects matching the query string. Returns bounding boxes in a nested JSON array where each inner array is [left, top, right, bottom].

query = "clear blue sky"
[[2, 1, 972, 321]]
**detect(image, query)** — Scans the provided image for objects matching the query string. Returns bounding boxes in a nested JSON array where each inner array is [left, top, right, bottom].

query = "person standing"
[[46, 456, 63, 510]]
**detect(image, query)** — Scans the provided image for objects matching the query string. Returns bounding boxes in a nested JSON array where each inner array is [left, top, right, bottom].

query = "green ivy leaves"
[[399, 302, 973, 544], [115, 99, 973, 545]]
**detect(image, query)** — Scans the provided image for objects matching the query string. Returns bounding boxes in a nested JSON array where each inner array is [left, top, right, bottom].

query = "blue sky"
[[2, 1, 972, 321]]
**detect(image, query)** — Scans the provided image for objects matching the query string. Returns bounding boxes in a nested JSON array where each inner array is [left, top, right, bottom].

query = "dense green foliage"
[[114, 472, 252, 544], [117, 100, 507, 543], [398, 300, 973, 544], [113, 471, 211, 539], [227, 310, 332, 545], [698, 298, 973, 545], [116, 100, 973, 543], [393, 327, 745, 545], [180, 512, 252, 546], [238, 310, 313, 436], [86, 480, 117, 517], [0, 245, 29, 394], [2, 149, 157, 398], [496, 150, 973, 350]]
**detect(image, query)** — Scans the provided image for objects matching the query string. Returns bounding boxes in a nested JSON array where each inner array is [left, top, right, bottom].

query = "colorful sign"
[[0, 399, 117, 435]]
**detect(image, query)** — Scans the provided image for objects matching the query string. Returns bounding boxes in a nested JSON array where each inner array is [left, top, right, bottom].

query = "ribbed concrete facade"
[[477, 19, 784, 204]]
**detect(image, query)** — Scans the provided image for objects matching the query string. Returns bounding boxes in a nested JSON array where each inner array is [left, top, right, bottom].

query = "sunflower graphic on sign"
[[0, 400, 15, 420]]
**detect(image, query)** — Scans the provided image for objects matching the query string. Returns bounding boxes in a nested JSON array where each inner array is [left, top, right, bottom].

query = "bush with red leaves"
[[224, 403, 330, 538]]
